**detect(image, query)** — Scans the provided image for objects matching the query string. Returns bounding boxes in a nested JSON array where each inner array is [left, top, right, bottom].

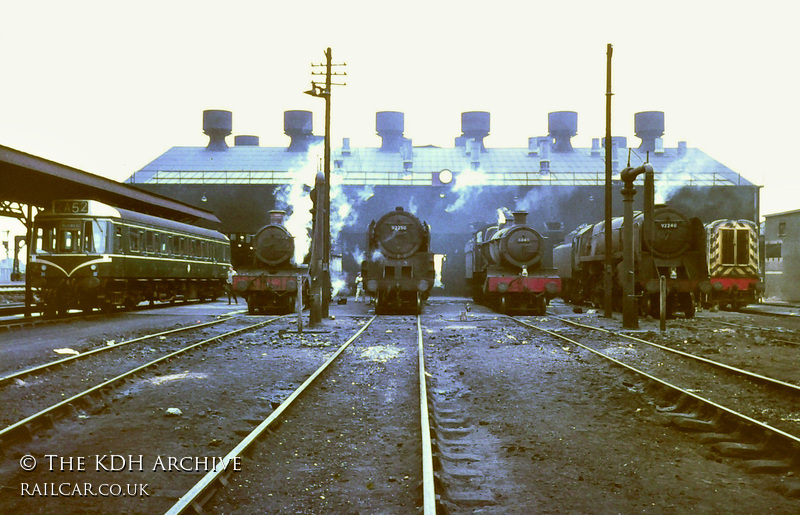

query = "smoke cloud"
[[654, 152, 716, 204], [445, 165, 487, 213], [274, 143, 321, 263]]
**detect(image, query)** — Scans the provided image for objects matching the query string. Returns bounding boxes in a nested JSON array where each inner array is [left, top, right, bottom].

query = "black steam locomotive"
[[29, 199, 230, 315], [361, 207, 435, 314], [466, 211, 560, 315], [233, 210, 308, 314], [553, 204, 710, 318]]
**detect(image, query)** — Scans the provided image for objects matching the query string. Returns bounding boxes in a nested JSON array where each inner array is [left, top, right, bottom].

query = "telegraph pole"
[[604, 43, 614, 318], [305, 47, 346, 319]]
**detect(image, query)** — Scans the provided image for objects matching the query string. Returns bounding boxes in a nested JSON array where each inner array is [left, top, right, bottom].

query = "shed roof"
[[126, 143, 753, 188]]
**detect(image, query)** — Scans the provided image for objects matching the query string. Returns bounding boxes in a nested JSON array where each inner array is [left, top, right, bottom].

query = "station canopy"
[[0, 144, 219, 225]]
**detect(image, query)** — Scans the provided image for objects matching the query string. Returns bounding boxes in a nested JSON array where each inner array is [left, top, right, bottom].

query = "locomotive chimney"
[[203, 110, 232, 151], [457, 111, 490, 151], [269, 210, 286, 225], [376, 111, 406, 152], [285, 110, 320, 152], [512, 211, 528, 226], [548, 111, 577, 152], [634, 111, 665, 153]]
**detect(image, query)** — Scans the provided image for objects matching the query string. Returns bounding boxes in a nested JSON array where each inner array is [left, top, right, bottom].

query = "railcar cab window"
[[58, 221, 82, 253], [34, 220, 107, 254], [34, 221, 57, 253], [83, 221, 107, 253]]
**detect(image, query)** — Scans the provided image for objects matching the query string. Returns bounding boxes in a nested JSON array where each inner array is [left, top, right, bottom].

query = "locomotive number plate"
[[658, 222, 679, 229], [54, 200, 89, 214], [391, 225, 408, 232]]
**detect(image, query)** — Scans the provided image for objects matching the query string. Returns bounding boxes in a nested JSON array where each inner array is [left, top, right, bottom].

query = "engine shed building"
[[126, 109, 760, 296], [763, 208, 800, 301]]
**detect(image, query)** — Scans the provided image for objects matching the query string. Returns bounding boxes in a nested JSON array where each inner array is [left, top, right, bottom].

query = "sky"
[[1, 0, 799, 246]]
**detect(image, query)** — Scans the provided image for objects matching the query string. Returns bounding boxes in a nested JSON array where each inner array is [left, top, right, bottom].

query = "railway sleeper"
[[670, 416, 720, 432], [435, 447, 482, 463], [438, 460, 485, 479], [712, 441, 772, 459], [434, 416, 470, 429], [744, 459, 793, 474], [442, 488, 498, 508], [774, 481, 800, 498]]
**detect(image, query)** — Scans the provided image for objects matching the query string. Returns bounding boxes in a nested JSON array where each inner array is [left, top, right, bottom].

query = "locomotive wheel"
[[499, 295, 507, 314], [415, 292, 422, 315], [535, 296, 547, 316], [679, 293, 696, 319], [639, 294, 652, 318]]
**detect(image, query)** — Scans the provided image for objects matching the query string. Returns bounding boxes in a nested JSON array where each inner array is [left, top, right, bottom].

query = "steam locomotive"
[[232, 210, 308, 314], [361, 207, 435, 314], [704, 219, 763, 310], [28, 199, 230, 315], [465, 211, 560, 315], [554, 204, 710, 318]]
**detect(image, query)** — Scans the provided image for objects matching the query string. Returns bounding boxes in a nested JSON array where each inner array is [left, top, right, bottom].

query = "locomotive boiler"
[[554, 204, 710, 318], [465, 211, 560, 315], [704, 219, 763, 310], [28, 199, 230, 315], [233, 210, 308, 314], [361, 206, 435, 314]]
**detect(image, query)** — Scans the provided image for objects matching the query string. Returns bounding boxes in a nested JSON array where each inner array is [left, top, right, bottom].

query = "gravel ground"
[[1, 298, 800, 513]]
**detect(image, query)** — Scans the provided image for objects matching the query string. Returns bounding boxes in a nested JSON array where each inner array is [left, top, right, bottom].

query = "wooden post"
[[296, 275, 303, 333], [659, 275, 667, 332]]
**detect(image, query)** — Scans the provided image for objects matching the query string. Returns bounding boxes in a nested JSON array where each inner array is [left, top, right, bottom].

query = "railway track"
[[3, 299, 800, 512], [0, 315, 281, 448], [0, 314, 438, 513], [512, 314, 800, 477], [192, 315, 437, 514], [691, 316, 800, 346], [0, 297, 226, 331]]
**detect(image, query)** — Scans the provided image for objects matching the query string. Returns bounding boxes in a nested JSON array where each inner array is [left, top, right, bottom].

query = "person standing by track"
[[226, 265, 238, 305], [354, 272, 364, 303]]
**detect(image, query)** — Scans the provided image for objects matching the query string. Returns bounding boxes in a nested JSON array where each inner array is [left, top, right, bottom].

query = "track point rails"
[[173, 315, 437, 514]]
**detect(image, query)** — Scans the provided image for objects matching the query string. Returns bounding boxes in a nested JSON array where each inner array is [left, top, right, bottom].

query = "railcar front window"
[[86, 221, 106, 253], [59, 225, 82, 253], [34, 223, 57, 253]]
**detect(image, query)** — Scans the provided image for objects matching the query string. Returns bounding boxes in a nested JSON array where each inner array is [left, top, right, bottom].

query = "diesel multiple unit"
[[29, 199, 230, 315]]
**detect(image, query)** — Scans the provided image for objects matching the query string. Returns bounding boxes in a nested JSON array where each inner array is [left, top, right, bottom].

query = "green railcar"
[[29, 200, 230, 314]]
